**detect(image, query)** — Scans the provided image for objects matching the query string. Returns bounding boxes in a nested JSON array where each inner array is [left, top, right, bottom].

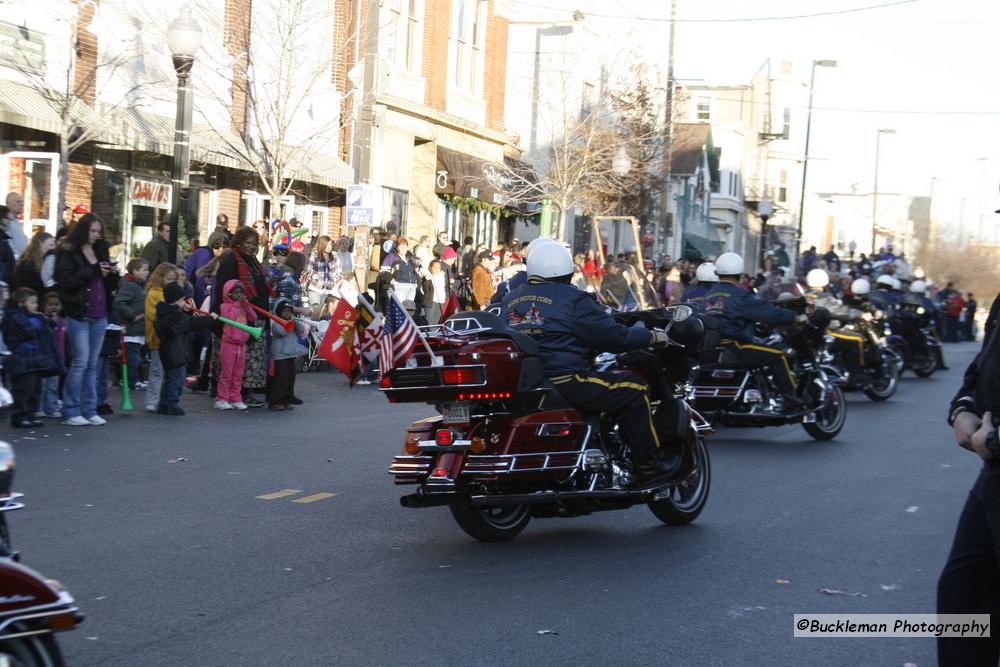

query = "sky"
[[506, 0, 1000, 241]]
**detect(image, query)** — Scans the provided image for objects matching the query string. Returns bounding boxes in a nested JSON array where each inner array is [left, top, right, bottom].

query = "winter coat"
[[145, 287, 165, 350], [113, 276, 146, 337], [271, 266, 303, 310], [270, 297, 305, 360], [183, 246, 214, 305], [11, 259, 44, 295], [154, 301, 215, 370], [220, 278, 257, 345], [212, 250, 269, 314], [141, 235, 171, 270], [1, 307, 63, 377], [53, 241, 119, 320], [471, 264, 493, 310]]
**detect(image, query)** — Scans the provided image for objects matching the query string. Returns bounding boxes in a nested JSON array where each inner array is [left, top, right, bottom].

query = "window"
[[451, 0, 486, 94], [390, 0, 423, 73], [781, 107, 791, 140], [778, 169, 788, 202], [696, 97, 710, 121]]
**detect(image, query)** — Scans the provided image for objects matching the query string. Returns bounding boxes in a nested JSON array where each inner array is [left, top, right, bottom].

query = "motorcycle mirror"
[[0, 442, 14, 498], [670, 305, 693, 322]]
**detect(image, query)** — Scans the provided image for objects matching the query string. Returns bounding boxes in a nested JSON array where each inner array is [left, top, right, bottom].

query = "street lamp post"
[[166, 4, 203, 264], [611, 146, 632, 254], [871, 128, 896, 255], [795, 59, 836, 257], [757, 195, 774, 273]]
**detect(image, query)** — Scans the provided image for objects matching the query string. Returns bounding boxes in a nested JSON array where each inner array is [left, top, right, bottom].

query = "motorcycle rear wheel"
[[803, 385, 846, 441], [647, 435, 711, 526], [449, 499, 531, 542], [862, 359, 900, 401], [0, 631, 65, 667]]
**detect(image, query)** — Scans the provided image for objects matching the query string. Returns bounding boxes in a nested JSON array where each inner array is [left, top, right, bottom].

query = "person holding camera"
[[938, 295, 1000, 665], [53, 214, 120, 426]]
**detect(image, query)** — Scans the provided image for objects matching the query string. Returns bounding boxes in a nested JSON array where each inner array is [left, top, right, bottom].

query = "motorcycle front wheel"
[[648, 435, 711, 526], [449, 498, 531, 542], [803, 384, 846, 441], [0, 631, 65, 667], [862, 358, 900, 401], [911, 353, 937, 378]]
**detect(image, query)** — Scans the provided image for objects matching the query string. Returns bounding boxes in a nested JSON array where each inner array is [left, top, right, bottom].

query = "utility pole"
[[663, 0, 676, 259]]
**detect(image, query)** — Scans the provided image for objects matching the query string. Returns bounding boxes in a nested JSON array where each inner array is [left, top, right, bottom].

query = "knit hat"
[[443, 247, 457, 260], [163, 282, 186, 304]]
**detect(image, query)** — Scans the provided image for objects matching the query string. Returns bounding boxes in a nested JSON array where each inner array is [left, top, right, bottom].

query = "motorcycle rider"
[[804, 268, 868, 382], [703, 252, 806, 408], [684, 262, 717, 311], [868, 274, 902, 312], [499, 242, 675, 479]]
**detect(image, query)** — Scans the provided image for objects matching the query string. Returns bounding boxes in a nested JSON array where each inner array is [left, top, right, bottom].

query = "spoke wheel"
[[863, 359, 899, 401]]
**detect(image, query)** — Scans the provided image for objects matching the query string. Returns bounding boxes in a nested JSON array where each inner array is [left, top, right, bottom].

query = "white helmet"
[[875, 275, 895, 288], [715, 252, 744, 277], [851, 278, 871, 295], [526, 242, 574, 279], [910, 279, 927, 293], [695, 262, 718, 283], [890, 277, 902, 290], [806, 268, 830, 289], [524, 237, 557, 259]]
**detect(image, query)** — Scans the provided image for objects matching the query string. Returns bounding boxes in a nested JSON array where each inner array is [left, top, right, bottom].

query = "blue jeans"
[[63, 317, 106, 419], [159, 365, 185, 410], [40, 376, 60, 415]]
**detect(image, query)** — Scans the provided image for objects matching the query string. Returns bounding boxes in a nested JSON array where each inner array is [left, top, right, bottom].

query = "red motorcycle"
[[383, 306, 714, 541], [0, 442, 83, 666]]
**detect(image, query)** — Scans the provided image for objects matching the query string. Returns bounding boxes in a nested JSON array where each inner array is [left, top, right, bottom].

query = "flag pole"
[[388, 289, 442, 366]]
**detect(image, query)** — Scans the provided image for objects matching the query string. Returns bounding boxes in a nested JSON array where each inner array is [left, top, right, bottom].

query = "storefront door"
[[2, 151, 59, 236]]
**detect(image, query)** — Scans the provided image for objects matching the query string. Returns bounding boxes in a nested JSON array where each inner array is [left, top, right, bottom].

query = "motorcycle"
[[822, 305, 901, 402], [885, 300, 942, 378], [689, 300, 847, 441], [383, 306, 713, 542], [0, 441, 83, 667]]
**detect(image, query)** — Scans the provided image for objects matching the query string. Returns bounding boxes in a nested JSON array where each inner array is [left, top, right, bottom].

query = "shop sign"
[[130, 177, 171, 210], [346, 184, 378, 227]]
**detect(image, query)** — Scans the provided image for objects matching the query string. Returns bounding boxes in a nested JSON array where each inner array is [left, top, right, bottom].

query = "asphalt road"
[[4, 342, 983, 666]]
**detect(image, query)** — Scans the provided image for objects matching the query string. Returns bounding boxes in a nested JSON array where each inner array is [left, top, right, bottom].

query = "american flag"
[[379, 296, 420, 372]]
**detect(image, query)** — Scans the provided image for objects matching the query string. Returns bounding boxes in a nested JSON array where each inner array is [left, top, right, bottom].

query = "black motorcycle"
[[822, 305, 901, 401], [885, 300, 942, 378], [690, 301, 847, 441]]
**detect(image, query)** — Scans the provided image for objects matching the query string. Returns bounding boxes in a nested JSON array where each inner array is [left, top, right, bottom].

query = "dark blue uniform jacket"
[[500, 281, 653, 376], [702, 282, 795, 342]]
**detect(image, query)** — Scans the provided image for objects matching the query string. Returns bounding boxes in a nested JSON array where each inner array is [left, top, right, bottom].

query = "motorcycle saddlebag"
[[653, 397, 690, 442]]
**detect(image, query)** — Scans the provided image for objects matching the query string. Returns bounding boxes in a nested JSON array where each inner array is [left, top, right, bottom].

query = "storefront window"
[[2, 152, 59, 236], [381, 187, 408, 237], [92, 170, 128, 251]]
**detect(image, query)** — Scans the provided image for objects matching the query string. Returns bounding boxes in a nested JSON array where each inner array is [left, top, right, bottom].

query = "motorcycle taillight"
[[435, 429, 455, 446], [441, 367, 481, 385]]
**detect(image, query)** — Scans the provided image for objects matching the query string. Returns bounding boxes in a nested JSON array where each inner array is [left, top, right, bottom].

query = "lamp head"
[[167, 4, 203, 59]]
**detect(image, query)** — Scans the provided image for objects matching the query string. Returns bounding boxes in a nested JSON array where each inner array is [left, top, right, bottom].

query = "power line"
[[503, 0, 921, 23]]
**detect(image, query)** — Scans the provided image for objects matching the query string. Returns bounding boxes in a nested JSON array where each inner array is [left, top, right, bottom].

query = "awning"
[[0, 80, 352, 190], [0, 79, 105, 137]]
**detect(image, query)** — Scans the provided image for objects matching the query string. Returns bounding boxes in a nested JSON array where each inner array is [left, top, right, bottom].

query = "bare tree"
[[9, 7, 153, 219], [917, 242, 1000, 306]]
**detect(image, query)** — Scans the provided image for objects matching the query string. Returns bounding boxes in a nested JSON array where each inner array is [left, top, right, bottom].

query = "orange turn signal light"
[[469, 436, 486, 453], [403, 433, 421, 455]]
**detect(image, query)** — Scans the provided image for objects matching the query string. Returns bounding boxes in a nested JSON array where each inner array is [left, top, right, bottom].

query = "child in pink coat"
[[215, 279, 257, 410]]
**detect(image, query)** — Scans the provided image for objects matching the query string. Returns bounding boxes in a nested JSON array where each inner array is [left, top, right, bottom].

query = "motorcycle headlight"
[[875, 310, 885, 319], [916, 306, 926, 315], [862, 312, 873, 321]]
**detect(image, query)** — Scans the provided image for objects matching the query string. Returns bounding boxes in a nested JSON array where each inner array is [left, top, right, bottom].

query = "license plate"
[[441, 402, 470, 424]]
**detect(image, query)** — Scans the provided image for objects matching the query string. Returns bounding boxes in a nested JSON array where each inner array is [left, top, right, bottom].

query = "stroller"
[[299, 318, 328, 373]]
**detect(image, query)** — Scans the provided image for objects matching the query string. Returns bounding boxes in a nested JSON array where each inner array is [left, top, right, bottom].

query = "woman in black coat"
[[211, 227, 270, 406], [53, 214, 120, 425]]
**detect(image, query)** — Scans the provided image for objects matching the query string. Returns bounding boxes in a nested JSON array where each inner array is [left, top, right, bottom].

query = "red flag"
[[440, 292, 461, 322], [317, 300, 358, 380]]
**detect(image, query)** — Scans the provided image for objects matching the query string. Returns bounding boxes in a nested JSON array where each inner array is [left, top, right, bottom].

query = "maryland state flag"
[[317, 300, 358, 382]]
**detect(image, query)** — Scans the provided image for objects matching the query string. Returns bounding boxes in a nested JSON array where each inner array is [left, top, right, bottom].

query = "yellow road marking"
[[292, 492, 338, 504], [256, 489, 303, 500]]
